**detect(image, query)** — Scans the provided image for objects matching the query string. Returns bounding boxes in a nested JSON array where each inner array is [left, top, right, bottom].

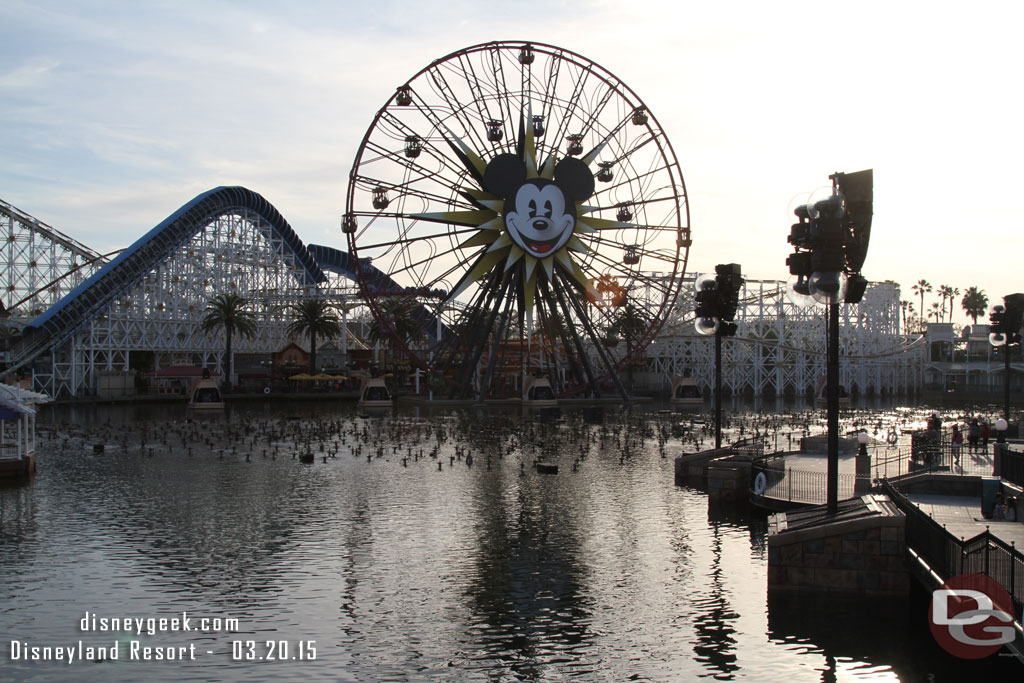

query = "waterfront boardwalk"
[[906, 493, 1024, 548]]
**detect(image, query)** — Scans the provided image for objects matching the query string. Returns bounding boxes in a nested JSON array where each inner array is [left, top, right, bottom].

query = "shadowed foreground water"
[[1, 400, 1019, 682]]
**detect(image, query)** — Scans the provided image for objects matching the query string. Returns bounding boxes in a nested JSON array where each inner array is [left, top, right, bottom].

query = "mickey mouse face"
[[504, 180, 575, 257], [483, 153, 595, 261]]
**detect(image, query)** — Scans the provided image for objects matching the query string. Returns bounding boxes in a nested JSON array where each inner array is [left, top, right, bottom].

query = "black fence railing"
[[731, 436, 766, 458], [756, 466, 868, 505], [882, 480, 1023, 623], [872, 444, 995, 479], [1002, 448, 1024, 488]]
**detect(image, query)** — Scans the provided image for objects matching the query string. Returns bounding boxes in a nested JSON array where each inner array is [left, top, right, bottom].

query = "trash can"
[[981, 476, 1002, 518]]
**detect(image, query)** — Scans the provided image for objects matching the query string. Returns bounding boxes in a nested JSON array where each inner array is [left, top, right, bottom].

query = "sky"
[[2, 0, 1022, 325]]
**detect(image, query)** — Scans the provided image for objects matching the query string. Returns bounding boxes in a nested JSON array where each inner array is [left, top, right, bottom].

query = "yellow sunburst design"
[[411, 112, 632, 309]]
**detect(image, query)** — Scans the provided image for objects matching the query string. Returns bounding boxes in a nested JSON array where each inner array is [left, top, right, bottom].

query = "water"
[[0, 400, 1018, 681]]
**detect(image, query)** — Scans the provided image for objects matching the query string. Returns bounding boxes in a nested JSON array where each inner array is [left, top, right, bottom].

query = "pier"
[[0, 383, 49, 479]]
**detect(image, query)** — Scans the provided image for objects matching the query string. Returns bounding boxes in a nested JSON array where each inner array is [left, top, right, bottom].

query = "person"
[[928, 413, 942, 432], [981, 421, 991, 451], [1005, 497, 1017, 522], [993, 492, 1005, 520], [951, 424, 963, 469], [968, 419, 981, 452]]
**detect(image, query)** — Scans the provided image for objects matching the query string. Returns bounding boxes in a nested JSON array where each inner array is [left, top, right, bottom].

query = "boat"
[[188, 377, 224, 410], [357, 376, 393, 408], [523, 375, 557, 407], [670, 375, 703, 408], [814, 375, 850, 408]]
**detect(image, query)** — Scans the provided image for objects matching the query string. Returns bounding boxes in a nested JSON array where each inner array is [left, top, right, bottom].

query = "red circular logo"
[[929, 573, 1016, 658]]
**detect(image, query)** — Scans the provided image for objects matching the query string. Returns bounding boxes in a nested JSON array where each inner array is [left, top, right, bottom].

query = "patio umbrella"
[[289, 373, 313, 380]]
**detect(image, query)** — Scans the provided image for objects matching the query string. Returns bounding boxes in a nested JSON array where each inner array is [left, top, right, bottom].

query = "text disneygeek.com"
[[6, 611, 317, 664]]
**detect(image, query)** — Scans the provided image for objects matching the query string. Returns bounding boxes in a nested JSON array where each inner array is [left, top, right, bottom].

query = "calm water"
[[0, 400, 1018, 682]]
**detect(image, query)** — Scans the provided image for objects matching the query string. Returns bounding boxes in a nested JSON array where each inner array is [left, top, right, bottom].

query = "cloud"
[[2, 1, 1023, 314]]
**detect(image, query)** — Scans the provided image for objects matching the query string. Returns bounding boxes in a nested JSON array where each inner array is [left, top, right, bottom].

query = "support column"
[[827, 301, 840, 515]]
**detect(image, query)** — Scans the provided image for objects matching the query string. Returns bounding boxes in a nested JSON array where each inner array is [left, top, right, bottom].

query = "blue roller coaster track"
[[10, 187, 326, 374]]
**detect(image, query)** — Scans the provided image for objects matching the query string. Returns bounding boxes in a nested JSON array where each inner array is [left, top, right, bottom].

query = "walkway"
[[905, 493, 1024, 548]]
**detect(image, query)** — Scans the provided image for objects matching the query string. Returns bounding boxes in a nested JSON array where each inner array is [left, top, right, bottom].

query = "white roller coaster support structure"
[[2, 197, 924, 399], [624, 274, 925, 397]]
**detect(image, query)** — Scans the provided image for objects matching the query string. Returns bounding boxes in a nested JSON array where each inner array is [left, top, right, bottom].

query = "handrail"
[[881, 479, 1023, 620]]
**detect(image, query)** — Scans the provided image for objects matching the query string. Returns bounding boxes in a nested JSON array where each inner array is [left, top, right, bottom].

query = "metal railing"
[[757, 466, 870, 505], [882, 480, 1023, 623], [872, 445, 995, 479], [731, 436, 766, 458], [1002, 448, 1024, 488]]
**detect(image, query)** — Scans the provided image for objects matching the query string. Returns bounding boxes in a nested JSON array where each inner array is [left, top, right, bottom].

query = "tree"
[[286, 298, 341, 373], [200, 293, 258, 389], [610, 301, 650, 349], [961, 287, 989, 325], [912, 280, 931, 330], [929, 301, 942, 323], [607, 300, 650, 390], [948, 286, 960, 322], [366, 298, 423, 360], [900, 300, 913, 332], [938, 285, 953, 322]]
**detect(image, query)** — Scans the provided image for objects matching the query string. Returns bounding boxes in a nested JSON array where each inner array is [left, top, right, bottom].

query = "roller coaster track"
[[309, 243, 450, 343], [2, 187, 326, 379]]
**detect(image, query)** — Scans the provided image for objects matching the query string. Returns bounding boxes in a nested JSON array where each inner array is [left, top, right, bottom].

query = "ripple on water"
[[2, 401, 1018, 681]]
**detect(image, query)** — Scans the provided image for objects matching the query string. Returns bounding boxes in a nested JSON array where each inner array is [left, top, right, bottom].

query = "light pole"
[[988, 293, 1024, 423], [695, 264, 743, 449], [856, 431, 871, 494], [784, 170, 873, 515]]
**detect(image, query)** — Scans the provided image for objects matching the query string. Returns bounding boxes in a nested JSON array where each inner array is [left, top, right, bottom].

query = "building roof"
[[0, 382, 52, 416]]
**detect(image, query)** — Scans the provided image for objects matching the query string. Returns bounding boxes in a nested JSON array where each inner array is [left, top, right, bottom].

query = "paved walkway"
[[906, 493, 1024, 547]]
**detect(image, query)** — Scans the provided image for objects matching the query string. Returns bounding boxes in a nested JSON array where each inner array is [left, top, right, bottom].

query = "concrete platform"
[[904, 493, 1024, 546]]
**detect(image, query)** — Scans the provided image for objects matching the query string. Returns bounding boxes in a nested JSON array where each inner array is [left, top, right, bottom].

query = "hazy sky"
[[2, 1, 1021, 324]]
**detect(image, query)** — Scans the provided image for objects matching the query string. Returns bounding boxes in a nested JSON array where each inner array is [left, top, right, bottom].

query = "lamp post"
[[995, 418, 1008, 444], [988, 293, 1024, 422], [994, 417, 1009, 477], [784, 170, 873, 515], [856, 431, 871, 494], [694, 264, 743, 449]]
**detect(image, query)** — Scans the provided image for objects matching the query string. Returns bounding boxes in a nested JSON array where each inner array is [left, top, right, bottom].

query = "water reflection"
[[691, 523, 739, 678], [465, 474, 592, 678], [1, 399, 1017, 681]]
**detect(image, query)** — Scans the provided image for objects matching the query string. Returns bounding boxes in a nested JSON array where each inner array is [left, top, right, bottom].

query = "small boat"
[[670, 375, 703, 408], [357, 376, 393, 408], [523, 375, 557, 407], [188, 377, 224, 410]]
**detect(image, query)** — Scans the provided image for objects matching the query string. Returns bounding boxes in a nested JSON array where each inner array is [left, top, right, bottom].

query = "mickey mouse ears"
[[483, 153, 595, 201], [553, 158, 595, 202], [482, 153, 526, 198]]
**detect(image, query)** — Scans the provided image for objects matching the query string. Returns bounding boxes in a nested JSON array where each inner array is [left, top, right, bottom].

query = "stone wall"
[[707, 455, 752, 505], [768, 495, 909, 598]]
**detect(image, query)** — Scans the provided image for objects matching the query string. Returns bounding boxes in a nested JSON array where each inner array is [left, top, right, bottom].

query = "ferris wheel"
[[344, 40, 691, 400]]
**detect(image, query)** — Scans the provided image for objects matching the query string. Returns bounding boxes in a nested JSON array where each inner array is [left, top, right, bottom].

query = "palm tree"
[[286, 298, 342, 373], [929, 301, 942, 323], [200, 293, 258, 388], [912, 280, 931, 330], [366, 298, 423, 363], [961, 287, 989, 325], [900, 300, 912, 331], [948, 286, 960, 322], [607, 300, 650, 389], [611, 301, 650, 349], [938, 285, 953, 322]]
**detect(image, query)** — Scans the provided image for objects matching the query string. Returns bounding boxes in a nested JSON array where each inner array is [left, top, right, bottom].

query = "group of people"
[[939, 415, 992, 454], [993, 492, 1018, 521]]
